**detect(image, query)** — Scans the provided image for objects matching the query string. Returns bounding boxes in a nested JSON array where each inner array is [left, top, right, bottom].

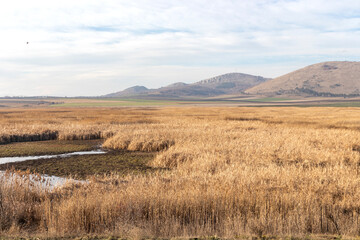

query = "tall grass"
[[0, 108, 157, 144], [2, 107, 360, 238], [0, 170, 45, 233]]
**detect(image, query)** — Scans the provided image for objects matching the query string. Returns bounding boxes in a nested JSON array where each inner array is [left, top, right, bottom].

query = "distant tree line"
[[294, 87, 360, 98]]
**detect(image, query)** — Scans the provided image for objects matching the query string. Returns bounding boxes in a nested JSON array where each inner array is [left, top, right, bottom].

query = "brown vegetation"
[[2, 107, 360, 238], [0, 108, 158, 144]]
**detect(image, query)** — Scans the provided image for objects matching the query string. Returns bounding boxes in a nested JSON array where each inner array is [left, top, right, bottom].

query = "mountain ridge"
[[105, 61, 360, 99], [246, 61, 360, 96], [105, 72, 270, 98]]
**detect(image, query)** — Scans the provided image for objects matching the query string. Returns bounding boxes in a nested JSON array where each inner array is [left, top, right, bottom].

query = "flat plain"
[[4, 96, 360, 108], [2, 102, 360, 239]]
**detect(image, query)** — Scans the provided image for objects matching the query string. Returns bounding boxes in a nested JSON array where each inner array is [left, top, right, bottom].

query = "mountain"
[[106, 86, 148, 97], [165, 82, 188, 88], [155, 73, 269, 97], [105, 73, 270, 98], [246, 61, 360, 97], [195, 73, 268, 92]]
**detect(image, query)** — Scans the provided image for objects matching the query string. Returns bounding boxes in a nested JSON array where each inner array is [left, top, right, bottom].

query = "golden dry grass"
[[2, 107, 360, 238], [0, 108, 158, 144]]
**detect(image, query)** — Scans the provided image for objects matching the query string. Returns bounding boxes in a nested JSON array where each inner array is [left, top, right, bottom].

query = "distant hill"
[[106, 86, 148, 97], [246, 61, 360, 97], [195, 73, 268, 92], [105, 73, 270, 98], [165, 82, 188, 88]]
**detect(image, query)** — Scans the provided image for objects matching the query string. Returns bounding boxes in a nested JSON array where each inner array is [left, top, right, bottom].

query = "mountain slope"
[[195, 73, 268, 92], [106, 86, 148, 97], [105, 73, 270, 98], [246, 61, 360, 96]]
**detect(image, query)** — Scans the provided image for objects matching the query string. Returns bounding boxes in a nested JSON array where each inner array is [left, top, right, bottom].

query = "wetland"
[[0, 139, 156, 179], [2, 106, 360, 239]]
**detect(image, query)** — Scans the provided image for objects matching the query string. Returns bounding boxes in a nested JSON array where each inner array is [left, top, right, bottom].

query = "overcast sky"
[[0, 0, 359, 96]]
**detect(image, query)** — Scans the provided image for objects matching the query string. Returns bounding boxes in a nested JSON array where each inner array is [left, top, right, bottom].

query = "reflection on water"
[[0, 150, 106, 164], [0, 149, 106, 188], [0, 171, 85, 189]]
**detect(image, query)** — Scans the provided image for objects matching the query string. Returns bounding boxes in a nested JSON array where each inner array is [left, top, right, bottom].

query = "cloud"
[[0, 0, 359, 96]]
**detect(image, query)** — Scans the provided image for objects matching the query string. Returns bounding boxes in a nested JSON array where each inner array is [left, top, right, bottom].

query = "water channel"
[[0, 149, 107, 189]]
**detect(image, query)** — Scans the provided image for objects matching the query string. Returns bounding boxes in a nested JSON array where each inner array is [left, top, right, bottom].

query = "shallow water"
[[0, 149, 105, 188], [0, 170, 85, 189], [0, 171, 88, 190], [0, 149, 107, 164]]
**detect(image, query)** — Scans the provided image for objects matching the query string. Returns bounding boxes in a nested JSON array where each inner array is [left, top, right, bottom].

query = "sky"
[[0, 0, 359, 97]]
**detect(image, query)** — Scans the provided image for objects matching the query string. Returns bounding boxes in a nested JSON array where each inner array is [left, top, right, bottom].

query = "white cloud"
[[0, 0, 359, 96]]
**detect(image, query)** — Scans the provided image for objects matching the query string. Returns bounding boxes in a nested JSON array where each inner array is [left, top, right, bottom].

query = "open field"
[[53, 98, 180, 107], [243, 97, 294, 102], [3, 96, 360, 108], [2, 106, 360, 238]]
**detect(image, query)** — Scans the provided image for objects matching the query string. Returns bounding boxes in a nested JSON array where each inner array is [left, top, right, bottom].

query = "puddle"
[[0, 149, 107, 165], [0, 170, 85, 190], [0, 149, 105, 189]]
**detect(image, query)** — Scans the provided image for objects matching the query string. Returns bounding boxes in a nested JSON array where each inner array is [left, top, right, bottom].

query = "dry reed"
[[2, 107, 360, 238]]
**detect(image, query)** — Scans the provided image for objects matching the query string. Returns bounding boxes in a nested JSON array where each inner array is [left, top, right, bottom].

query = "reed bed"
[[0, 108, 158, 144], [2, 107, 360, 238]]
